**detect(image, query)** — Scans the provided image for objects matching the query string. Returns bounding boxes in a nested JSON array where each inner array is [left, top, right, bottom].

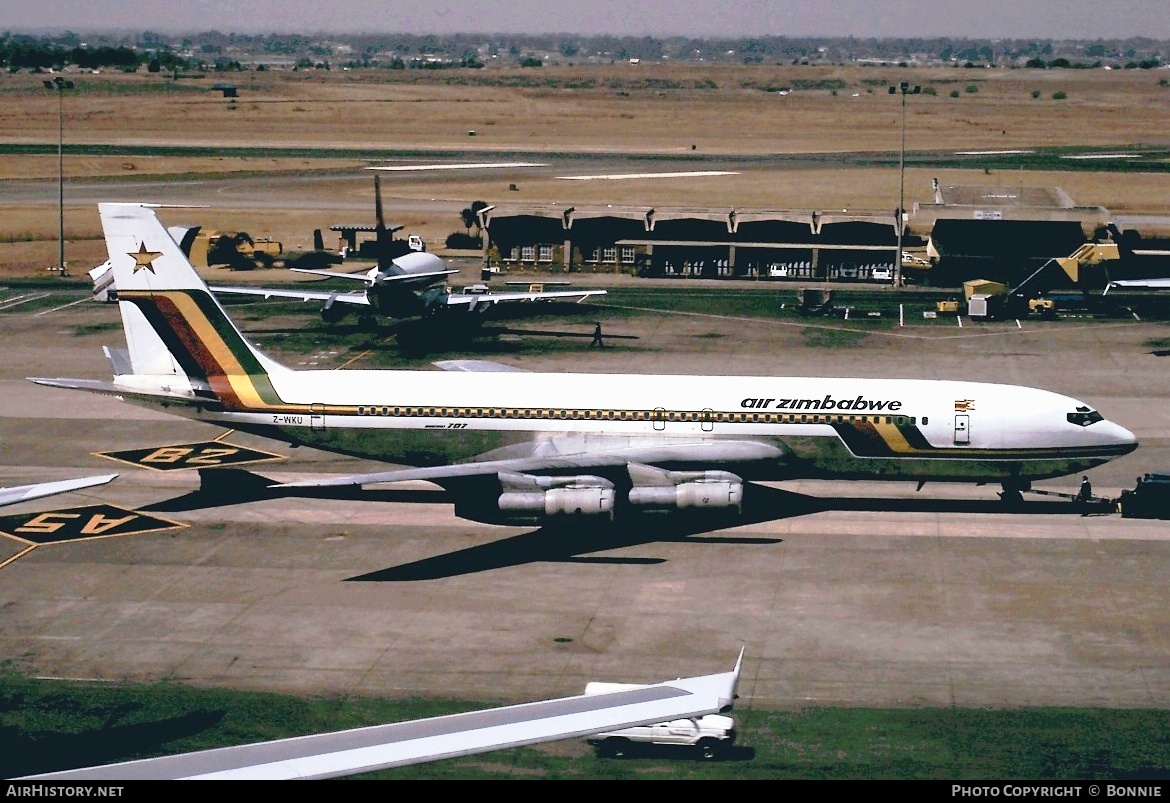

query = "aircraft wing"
[[288, 267, 376, 282], [0, 474, 117, 508], [444, 288, 606, 308], [1105, 278, 1170, 293], [289, 268, 458, 284], [276, 438, 783, 490], [210, 285, 371, 306], [21, 652, 742, 780], [29, 377, 214, 410]]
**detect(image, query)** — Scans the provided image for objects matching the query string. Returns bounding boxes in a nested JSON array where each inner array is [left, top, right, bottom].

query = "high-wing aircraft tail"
[[90, 203, 289, 404]]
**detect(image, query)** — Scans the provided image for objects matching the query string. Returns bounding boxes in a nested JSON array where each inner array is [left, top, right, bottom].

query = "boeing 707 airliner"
[[32, 203, 1137, 523]]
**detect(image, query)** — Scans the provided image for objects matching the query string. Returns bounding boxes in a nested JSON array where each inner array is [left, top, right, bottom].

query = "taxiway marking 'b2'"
[[96, 440, 286, 471]]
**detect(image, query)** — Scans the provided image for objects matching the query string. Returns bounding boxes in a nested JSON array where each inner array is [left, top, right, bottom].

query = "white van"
[[871, 265, 893, 282]]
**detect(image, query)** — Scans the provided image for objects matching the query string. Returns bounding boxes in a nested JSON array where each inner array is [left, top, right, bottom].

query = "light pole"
[[888, 81, 919, 287], [43, 76, 75, 276]]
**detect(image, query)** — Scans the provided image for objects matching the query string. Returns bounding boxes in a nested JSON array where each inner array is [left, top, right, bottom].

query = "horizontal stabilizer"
[[374, 268, 459, 284], [28, 377, 211, 407], [211, 285, 370, 306], [289, 268, 457, 285], [289, 267, 378, 282], [275, 440, 784, 490]]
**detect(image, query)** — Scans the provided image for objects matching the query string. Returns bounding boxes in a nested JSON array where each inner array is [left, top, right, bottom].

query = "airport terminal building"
[[478, 181, 1114, 286], [479, 203, 900, 281]]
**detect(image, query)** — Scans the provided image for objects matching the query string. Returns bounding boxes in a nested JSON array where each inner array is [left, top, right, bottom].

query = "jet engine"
[[496, 471, 615, 521], [626, 465, 744, 513], [320, 296, 349, 323]]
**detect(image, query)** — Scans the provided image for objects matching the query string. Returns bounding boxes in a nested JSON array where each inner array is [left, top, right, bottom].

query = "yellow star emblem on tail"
[[129, 242, 162, 273]]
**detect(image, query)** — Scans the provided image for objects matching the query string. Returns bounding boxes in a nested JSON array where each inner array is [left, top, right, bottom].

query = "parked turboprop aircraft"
[[21, 652, 742, 780], [209, 174, 605, 325], [36, 203, 1136, 525], [90, 227, 605, 331]]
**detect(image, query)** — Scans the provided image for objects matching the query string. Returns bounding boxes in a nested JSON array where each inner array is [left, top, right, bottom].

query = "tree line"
[[0, 36, 206, 72], [3, 31, 1166, 73]]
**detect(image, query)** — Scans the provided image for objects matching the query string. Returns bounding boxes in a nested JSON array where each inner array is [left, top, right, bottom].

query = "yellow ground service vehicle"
[[1028, 297, 1057, 318]]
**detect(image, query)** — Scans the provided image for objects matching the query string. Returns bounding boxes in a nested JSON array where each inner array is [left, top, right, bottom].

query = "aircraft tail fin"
[[99, 203, 289, 405]]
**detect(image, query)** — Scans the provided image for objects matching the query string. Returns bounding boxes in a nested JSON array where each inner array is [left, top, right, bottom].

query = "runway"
[[1, 284, 1169, 712]]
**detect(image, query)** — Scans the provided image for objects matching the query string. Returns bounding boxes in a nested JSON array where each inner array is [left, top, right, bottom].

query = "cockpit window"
[[1067, 406, 1104, 427]]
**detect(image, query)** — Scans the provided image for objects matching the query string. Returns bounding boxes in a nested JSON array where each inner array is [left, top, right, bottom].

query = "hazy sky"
[[2, 0, 1170, 40]]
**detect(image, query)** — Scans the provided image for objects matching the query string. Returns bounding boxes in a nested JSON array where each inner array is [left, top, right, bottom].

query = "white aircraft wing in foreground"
[[0, 474, 116, 508], [21, 653, 742, 780]]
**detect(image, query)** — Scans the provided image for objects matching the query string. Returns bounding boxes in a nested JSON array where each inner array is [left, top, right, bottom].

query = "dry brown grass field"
[[1, 63, 1168, 276]]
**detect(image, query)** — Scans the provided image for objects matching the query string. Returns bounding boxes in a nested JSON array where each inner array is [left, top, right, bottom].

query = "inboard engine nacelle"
[[628, 469, 744, 512], [497, 471, 616, 519]]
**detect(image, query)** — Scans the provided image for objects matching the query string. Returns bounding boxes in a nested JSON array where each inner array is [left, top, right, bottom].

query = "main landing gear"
[[999, 479, 1031, 506]]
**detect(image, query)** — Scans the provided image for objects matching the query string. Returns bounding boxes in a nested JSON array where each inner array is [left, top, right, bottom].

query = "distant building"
[[479, 204, 900, 282], [479, 182, 1122, 288]]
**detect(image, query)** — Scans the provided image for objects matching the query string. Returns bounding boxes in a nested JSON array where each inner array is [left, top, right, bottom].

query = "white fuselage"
[[139, 367, 1136, 485]]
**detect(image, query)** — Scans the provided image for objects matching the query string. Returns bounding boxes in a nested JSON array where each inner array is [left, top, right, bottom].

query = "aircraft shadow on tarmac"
[[345, 483, 1090, 582], [233, 300, 617, 355], [141, 468, 451, 513], [139, 471, 1094, 582], [236, 322, 600, 356]]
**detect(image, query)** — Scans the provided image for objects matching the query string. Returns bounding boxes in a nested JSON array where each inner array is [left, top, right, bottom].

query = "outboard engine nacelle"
[[320, 296, 349, 323], [497, 472, 615, 520], [627, 465, 744, 513]]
